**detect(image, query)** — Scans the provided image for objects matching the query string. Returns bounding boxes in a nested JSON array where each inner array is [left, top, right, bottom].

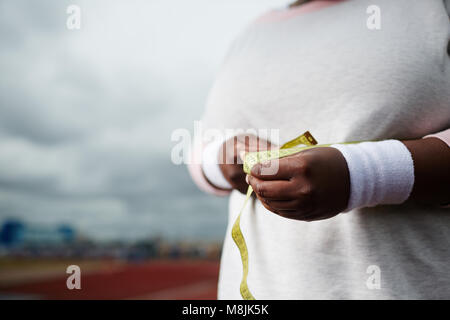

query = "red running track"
[[0, 260, 220, 300]]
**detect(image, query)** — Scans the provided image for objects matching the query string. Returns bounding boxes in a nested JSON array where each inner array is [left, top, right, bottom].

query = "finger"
[[253, 190, 279, 213], [263, 198, 311, 211], [250, 160, 286, 180], [271, 208, 317, 221], [248, 175, 296, 200], [254, 190, 313, 219], [251, 155, 303, 180], [257, 202, 304, 219], [239, 145, 277, 165]]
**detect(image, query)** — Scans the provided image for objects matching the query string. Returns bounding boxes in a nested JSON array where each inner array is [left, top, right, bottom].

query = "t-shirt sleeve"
[[425, 128, 450, 147]]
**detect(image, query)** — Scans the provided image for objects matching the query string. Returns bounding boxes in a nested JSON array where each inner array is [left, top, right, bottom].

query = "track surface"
[[0, 260, 219, 300]]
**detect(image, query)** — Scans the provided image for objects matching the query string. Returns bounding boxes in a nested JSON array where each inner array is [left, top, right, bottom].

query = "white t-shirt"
[[200, 0, 450, 299]]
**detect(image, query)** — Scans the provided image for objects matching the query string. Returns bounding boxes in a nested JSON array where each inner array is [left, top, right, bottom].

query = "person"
[[188, 0, 450, 299]]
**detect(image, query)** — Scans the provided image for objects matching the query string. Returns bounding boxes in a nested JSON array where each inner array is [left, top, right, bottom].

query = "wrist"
[[331, 140, 415, 211], [201, 138, 232, 190]]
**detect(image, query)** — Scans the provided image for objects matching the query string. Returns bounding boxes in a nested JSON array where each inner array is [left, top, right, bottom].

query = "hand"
[[219, 134, 274, 194], [247, 147, 350, 221]]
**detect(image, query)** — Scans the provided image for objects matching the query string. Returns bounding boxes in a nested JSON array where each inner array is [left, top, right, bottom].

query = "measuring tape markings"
[[231, 131, 318, 300]]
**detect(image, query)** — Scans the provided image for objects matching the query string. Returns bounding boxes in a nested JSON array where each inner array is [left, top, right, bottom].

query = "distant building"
[[0, 219, 76, 247], [0, 220, 25, 246]]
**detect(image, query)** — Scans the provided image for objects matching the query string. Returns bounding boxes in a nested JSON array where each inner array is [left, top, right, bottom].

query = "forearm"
[[331, 130, 450, 211], [403, 137, 450, 206], [245, 129, 450, 221]]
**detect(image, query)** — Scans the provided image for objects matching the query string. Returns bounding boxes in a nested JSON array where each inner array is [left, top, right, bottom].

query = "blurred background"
[[0, 0, 289, 299]]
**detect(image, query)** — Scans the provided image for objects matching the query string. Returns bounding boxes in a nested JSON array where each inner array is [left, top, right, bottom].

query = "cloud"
[[0, 0, 289, 241]]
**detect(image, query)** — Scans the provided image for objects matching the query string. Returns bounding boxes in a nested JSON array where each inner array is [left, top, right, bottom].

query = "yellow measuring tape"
[[231, 131, 318, 300]]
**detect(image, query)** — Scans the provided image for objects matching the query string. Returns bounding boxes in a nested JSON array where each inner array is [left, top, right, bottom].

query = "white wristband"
[[201, 138, 232, 190], [331, 140, 415, 211]]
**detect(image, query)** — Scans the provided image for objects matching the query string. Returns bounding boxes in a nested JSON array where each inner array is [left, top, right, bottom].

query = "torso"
[[202, 0, 450, 299]]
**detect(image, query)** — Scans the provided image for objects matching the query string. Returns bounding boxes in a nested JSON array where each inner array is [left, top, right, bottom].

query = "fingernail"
[[261, 160, 271, 167], [251, 164, 259, 176], [245, 174, 250, 184]]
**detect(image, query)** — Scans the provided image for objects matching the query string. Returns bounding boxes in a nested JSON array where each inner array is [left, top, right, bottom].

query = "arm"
[[188, 134, 273, 195], [247, 130, 450, 221], [403, 135, 450, 205]]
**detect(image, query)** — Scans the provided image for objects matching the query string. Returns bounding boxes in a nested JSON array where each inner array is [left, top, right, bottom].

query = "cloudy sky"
[[0, 0, 290, 241]]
